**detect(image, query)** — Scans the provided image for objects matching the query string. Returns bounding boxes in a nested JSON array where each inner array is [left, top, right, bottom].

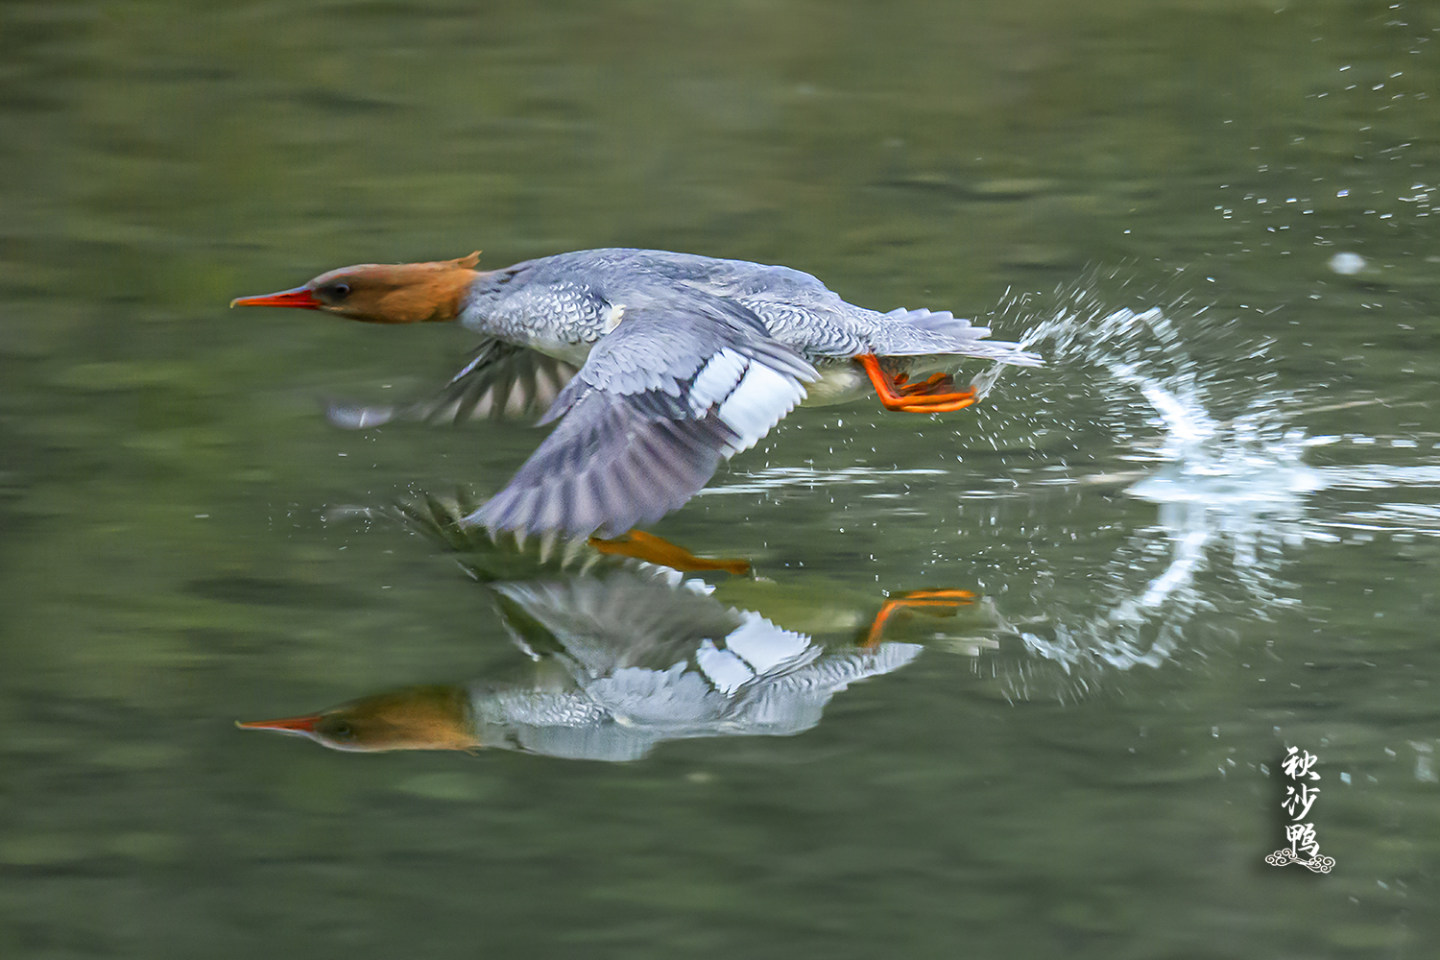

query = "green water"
[[4, 1, 1439, 956]]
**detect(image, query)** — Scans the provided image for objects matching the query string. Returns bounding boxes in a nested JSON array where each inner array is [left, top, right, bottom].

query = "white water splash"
[[973, 283, 1439, 694], [978, 291, 1319, 680]]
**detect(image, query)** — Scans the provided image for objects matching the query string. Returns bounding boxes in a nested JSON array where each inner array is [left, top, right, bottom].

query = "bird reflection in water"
[[241, 568, 934, 760], [239, 499, 980, 760]]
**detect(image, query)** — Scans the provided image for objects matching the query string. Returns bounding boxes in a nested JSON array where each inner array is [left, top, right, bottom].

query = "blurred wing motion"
[[470, 292, 818, 538], [494, 568, 752, 676], [327, 338, 580, 429]]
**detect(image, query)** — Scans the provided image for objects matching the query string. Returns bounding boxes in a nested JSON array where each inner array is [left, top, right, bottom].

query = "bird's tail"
[[870, 308, 1043, 366]]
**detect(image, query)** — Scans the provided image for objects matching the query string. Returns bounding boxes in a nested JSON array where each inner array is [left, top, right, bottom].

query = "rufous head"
[[231, 252, 482, 324], [237, 685, 481, 753]]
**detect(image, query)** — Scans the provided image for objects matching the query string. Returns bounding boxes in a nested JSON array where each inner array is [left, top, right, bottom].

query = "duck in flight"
[[232, 248, 1041, 539]]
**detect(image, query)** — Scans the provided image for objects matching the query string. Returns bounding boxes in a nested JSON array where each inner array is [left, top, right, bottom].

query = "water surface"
[[3, 1, 1439, 957]]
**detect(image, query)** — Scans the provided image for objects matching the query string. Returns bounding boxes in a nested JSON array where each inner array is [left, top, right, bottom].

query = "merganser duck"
[[232, 249, 1041, 539]]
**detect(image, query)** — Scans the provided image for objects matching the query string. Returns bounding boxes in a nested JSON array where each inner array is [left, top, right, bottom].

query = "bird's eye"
[[322, 719, 356, 742], [325, 282, 352, 300]]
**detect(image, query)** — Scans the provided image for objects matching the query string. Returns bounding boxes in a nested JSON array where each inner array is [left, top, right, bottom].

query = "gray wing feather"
[[469, 292, 817, 538], [869, 309, 1044, 366], [493, 571, 747, 676], [326, 339, 580, 429]]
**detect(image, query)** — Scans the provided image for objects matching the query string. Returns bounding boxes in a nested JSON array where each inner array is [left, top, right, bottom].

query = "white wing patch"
[[724, 615, 812, 674], [695, 639, 756, 696], [694, 614, 819, 695], [716, 361, 806, 453], [684, 347, 806, 454], [688, 348, 748, 414]]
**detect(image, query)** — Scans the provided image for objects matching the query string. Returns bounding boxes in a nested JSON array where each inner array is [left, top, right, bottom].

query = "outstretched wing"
[[492, 569, 750, 676], [468, 292, 816, 538], [326, 338, 580, 429]]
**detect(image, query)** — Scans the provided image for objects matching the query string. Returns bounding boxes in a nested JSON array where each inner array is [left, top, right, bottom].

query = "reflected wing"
[[327, 339, 580, 428], [470, 292, 817, 538], [493, 570, 748, 676], [493, 570, 920, 738]]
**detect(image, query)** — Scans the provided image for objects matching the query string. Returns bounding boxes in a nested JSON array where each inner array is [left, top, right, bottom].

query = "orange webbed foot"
[[863, 588, 977, 648], [588, 530, 751, 576], [857, 355, 978, 413]]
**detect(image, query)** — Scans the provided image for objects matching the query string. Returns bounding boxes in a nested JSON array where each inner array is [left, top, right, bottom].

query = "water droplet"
[[1328, 252, 1366, 275]]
